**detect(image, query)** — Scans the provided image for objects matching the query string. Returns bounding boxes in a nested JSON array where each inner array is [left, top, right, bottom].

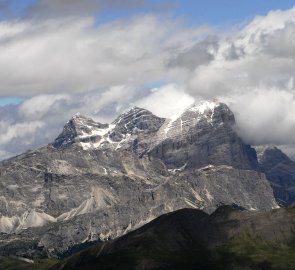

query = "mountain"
[[50, 205, 295, 270], [0, 101, 280, 258], [256, 145, 295, 206]]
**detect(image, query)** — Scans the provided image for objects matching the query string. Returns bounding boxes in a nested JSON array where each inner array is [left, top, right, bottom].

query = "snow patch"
[[80, 124, 115, 150], [164, 111, 183, 135], [189, 100, 218, 114]]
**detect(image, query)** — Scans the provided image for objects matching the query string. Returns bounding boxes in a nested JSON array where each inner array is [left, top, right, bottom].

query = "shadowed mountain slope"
[[52, 205, 295, 270], [256, 145, 295, 206]]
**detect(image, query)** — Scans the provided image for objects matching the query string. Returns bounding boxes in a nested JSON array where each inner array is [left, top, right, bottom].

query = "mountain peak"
[[68, 113, 95, 127], [112, 106, 153, 125], [255, 145, 290, 164], [53, 114, 108, 149], [71, 112, 88, 120], [110, 106, 165, 140], [172, 99, 234, 128]]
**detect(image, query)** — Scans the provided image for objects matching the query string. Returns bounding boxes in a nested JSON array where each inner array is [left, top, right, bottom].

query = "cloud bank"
[[0, 15, 210, 95], [1, 5, 295, 160]]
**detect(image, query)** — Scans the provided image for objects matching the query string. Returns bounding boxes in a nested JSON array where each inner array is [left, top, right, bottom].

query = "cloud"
[[280, 145, 295, 161], [189, 7, 295, 95], [0, 15, 210, 96], [229, 89, 295, 145], [0, 121, 44, 145], [1, 6, 295, 161], [167, 39, 218, 70], [18, 94, 70, 119], [135, 84, 194, 118]]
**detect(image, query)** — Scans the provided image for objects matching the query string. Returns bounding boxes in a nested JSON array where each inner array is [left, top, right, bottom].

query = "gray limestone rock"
[[0, 101, 279, 258]]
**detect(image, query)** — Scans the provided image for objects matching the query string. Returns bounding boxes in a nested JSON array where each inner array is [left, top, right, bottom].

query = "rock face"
[[149, 102, 258, 169], [0, 101, 279, 258], [256, 145, 295, 206]]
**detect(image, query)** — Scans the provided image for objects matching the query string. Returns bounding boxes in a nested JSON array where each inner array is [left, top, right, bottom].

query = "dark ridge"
[[52, 205, 295, 270]]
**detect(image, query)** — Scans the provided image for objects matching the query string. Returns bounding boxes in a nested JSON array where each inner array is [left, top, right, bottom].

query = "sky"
[[1, 0, 295, 160]]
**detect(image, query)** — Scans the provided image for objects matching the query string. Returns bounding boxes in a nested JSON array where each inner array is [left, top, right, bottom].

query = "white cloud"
[[229, 89, 295, 145], [135, 84, 194, 118], [0, 121, 44, 144], [18, 94, 70, 119], [0, 15, 210, 96]]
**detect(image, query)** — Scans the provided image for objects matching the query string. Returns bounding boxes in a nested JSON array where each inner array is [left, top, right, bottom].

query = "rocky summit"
[[0, 100, 292, 259]]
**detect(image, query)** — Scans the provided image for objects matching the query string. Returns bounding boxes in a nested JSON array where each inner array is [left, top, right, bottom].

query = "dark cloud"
[[167, 39, 218, 70]]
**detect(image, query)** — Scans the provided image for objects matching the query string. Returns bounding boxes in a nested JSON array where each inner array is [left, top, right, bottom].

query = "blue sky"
[[2, 0, 295, 23], [172, 0, 295, 25], [0, 97, 24, 106], [2, 0, 295, 25]]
